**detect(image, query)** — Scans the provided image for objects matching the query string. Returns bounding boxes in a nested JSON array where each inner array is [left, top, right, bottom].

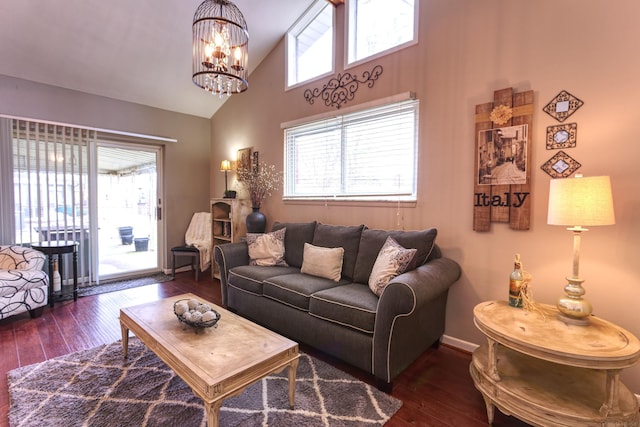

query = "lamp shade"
[[547, 175, 615, 226], [220, 159, 231, 172]]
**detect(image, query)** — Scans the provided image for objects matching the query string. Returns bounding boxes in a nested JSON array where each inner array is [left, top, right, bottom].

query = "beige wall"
[[0, 75, 211, 269], [211, 0, 640, 392]]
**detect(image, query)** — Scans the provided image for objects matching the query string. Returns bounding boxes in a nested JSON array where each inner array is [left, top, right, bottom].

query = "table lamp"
[[547, 174, 615, 325], [220, 160, 236, 198]]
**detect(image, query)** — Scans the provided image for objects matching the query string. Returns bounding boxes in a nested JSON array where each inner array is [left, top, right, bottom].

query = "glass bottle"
[[53, 258, 62, 293], [509, 253, 523, 308]]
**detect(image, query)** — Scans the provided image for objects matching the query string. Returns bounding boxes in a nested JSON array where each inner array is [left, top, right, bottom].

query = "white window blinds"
[[284, 99, 418, 200]]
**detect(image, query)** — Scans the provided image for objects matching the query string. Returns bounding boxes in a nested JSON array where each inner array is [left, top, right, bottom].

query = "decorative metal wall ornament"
[[540, 150, 582, 178], [304, 65, 383, 109], [542, 90, 584, 122], [546, 123, 577, 149]]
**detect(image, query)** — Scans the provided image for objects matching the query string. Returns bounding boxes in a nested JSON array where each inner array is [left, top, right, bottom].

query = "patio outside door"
[[96, 143, 163, 280]]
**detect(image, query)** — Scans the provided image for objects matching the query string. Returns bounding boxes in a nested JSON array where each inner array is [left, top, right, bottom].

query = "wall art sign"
[[474, 88, 534, 232], [546, 123, 577, 150], [542, 90, 583, 122]]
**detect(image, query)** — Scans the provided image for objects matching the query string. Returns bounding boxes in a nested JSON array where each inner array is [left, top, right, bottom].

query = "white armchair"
[[0, 245, 49, 320]]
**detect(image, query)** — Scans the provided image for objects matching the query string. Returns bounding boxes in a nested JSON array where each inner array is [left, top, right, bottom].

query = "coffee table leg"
[[288, 357, 299, 409], [205, 400, 222, 427], [121, 323, 129, 358]]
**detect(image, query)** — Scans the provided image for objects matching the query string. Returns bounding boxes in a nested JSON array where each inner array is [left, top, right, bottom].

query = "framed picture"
[[477, 124, 528, 185], [236, 147, 252, 172]]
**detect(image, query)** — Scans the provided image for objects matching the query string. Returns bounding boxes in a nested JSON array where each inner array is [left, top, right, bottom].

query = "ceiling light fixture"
[[192, 0, 249, 97]]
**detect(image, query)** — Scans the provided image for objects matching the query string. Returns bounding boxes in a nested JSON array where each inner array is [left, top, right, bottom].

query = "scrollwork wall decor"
[[304, 65, 383, 109]]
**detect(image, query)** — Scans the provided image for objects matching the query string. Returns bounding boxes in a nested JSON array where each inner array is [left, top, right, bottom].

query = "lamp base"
[[556, 277, 592, 326]]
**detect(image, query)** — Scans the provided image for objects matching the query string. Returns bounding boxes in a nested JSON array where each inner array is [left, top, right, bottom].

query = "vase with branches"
[[237, 162, 282, 233], [236, 162, 283, 209]]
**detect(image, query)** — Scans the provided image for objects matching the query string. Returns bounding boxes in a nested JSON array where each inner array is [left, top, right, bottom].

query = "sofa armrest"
[[373, 256, 462, 383], [213, 242, 250, 306]]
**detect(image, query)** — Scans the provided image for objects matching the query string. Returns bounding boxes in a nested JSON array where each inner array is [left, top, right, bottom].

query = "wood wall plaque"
[[474, 88, 534, 231]]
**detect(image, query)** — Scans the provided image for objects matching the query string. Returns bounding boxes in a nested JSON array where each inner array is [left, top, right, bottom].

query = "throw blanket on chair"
[[185, 212, 212, 273]]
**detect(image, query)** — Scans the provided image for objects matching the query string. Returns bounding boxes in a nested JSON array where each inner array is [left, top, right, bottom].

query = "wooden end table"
[[470, 300, 640, 427], [119, 293, 299, 427]]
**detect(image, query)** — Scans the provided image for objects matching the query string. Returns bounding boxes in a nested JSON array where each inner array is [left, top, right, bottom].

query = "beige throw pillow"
[[301, 243, 344, 282], [368, 236, 417, 296], [247, 228, 288, 266]]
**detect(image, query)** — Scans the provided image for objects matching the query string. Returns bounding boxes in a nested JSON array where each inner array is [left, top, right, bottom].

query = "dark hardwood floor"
[[0, 273, 529, 427]]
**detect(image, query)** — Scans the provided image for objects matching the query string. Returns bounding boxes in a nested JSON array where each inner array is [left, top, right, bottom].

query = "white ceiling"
[[0, 0, 316, 119]]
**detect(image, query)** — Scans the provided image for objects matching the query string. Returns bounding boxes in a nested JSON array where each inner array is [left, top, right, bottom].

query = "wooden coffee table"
[[119, 293, 299, 427]]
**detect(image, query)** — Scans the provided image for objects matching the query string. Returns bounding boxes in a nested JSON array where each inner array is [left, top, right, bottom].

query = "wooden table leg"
[[482, 395, 495, 424], [204, 400, 223, 427], [288, 357, 299, 409], [600, 369, 622, 416], [121, 323, 129, 358], [486, 338, 501, 381]]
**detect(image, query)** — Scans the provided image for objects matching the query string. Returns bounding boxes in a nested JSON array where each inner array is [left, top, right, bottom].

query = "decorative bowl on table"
[[173, 298, 220, 332]]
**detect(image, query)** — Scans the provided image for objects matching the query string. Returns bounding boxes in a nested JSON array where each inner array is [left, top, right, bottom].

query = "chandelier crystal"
[[192, 0, 249, 97]]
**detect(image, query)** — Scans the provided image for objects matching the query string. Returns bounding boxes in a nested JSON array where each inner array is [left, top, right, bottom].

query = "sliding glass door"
[[1, 117, 164, 286], [96, 144, 161, 280]]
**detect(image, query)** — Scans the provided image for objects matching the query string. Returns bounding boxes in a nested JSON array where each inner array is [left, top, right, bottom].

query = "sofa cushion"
[[368, 237, 417, 296], [263, 273, 349, 311], [247, 228, 287, 266], [271, 221, 317, 268], [301, 243, 344, 282], [309, 283, 378, 334], [312, 223, 364, 281], [353, 228, 437, 284], [228, 265, 300, 296]]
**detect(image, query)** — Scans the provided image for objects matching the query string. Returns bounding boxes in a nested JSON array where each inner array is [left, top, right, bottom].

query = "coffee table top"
[[119, 293, 298, 400]]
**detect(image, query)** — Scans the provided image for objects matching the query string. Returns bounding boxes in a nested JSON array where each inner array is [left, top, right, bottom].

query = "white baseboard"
[[441, 334, 479, 353], [162, 266, 192, 275]]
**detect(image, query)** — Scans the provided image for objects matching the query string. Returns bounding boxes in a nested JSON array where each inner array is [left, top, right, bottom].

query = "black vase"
[[246, 207, 267, 233]]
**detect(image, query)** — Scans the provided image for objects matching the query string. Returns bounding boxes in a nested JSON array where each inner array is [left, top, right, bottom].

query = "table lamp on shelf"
[[220, 160, 236, 198], [547, 174, 615, 325]]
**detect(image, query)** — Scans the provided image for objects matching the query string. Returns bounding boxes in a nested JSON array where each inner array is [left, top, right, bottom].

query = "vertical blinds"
[[284, 99, 418, 200], [11, 119, 94, 281]]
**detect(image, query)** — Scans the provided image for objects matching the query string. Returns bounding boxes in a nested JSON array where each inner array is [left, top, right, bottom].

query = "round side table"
[[32, 240, 79, 308]]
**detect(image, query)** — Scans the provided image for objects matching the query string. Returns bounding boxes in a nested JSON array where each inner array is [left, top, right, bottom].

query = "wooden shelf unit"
[[210, 198, 250, 278]]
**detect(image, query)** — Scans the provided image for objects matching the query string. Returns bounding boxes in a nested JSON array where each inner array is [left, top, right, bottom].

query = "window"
[[286, 0, 334, 88], [347, 0, 417, 65], [284, 99, 418, 201]]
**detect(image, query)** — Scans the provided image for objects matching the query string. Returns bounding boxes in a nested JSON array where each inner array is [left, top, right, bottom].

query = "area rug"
[[8, 338, 402, 427], [77, 273, 172, 298]]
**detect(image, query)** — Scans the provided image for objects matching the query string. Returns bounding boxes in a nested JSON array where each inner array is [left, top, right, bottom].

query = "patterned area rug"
[[8, 338, 402, 426], [77, 273, 172, 297]]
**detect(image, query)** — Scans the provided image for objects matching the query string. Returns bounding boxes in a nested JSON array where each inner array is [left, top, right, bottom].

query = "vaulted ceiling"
[[0, 1, 316, 118]]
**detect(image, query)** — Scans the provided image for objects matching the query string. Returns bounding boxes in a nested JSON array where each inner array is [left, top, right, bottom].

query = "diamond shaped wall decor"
[[546, 123, 577, 149], [540, 150, 582, 178], [543, 90, 584, 122]]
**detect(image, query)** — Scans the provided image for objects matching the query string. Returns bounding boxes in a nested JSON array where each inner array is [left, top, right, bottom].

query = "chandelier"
[[192, 0, 249, 97]]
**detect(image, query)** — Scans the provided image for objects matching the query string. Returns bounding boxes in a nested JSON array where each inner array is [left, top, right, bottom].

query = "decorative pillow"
[[246, 228, 288, 267], [368, 237, 417, 296], [300, 243, 344, 282]]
